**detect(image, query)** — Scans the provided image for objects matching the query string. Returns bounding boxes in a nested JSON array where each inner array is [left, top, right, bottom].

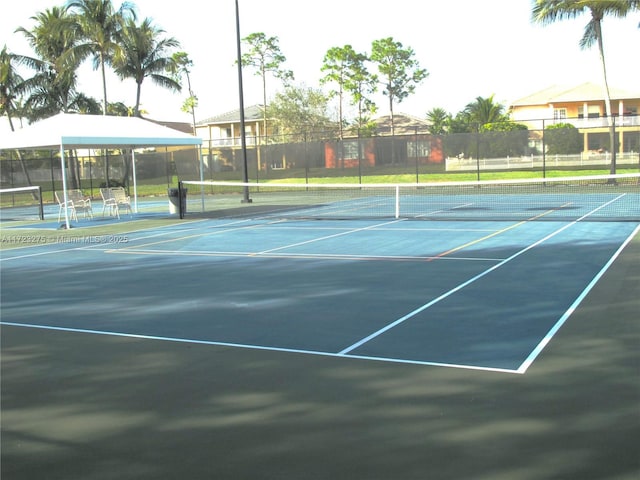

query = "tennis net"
[[179, 173, 640, 222], [0, 186, 44, 221]]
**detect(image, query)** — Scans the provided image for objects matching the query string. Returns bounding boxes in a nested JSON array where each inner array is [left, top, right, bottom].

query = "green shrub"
[[545, 123, 582, 155]]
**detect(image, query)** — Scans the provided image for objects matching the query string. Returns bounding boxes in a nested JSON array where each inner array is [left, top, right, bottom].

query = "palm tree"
[[112, 17, 181, 117], [65, 0, 137, 115], [1, 45, 45, 192], [426, 107, 450, 135], [16, 6, 100, 120], [1, 46, 43, 131], [16, 7, 101, 189], [463, 95, 508, 128], [532, 0, 639, 173], [111, 17, 180, 185]]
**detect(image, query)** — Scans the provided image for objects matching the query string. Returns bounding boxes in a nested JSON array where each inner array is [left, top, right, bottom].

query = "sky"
[[2, 0, 639, 128]]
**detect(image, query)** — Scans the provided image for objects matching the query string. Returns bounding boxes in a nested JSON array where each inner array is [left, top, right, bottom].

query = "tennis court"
[[1, 174, 639, 479]]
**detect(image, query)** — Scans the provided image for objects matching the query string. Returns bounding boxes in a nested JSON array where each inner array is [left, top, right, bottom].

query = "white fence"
[[446, 152, 640, 171]]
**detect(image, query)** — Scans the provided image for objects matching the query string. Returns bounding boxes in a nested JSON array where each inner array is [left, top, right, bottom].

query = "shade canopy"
[[0, 112, 201, 150], [1, 113, 201, 229]]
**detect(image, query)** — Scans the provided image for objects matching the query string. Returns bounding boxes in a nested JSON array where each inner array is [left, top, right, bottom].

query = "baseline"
[[0, 322, 520, 374]]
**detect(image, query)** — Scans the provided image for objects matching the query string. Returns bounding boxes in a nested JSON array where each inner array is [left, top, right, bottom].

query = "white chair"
[[55, 191, 77, 222], [68, 189, 93, 219], [111, 187, 132, 217], [101, 187, 132, 219], [56, 190, 93, 222]]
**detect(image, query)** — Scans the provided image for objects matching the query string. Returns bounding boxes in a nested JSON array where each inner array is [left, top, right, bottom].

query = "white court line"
[[109, 219, 501, 257], [256, 218, 406, 254], [105, 217, 507, 259], [108, 248, 504, 262], [0, 217, 496, 262], [107, 218, 285, 252], [0, 322, 520, 374], [223, 224, 500, 233], [338, 194, 631, 356], [3, 197, 633, 374], [516, 223, 640, 374]]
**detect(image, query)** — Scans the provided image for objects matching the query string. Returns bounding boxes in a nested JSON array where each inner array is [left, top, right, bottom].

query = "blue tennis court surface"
[[1, 216, 638, 374]]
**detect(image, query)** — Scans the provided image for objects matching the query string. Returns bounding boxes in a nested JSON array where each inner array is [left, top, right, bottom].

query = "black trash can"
[[168, 188, 187, 215]]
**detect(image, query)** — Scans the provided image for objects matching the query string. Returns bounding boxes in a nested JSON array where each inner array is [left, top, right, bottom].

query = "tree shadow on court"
[[2, 295, 638, 480], [1, 236, 638, 480]]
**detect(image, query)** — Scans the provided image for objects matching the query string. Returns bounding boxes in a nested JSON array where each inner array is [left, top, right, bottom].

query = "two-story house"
[[509, 82, 640, 156], [195, 104, 270, 170], [196, 107, 442, 172]]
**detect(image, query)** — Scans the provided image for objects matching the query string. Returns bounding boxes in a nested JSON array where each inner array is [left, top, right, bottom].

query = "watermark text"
[[1, 235, 129, 245]]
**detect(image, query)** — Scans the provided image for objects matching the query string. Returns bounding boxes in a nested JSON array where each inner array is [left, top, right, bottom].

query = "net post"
[[178, 181, 184, 219], [395, 185, 400, 219], [37, 186, 44, 220]]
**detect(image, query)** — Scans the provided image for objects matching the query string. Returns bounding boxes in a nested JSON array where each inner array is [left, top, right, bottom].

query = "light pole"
[[235, 0, 251, 203]]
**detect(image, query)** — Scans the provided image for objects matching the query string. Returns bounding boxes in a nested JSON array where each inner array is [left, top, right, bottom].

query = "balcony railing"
[[550, 115, 639, 129], [207, 136, 258, 147]]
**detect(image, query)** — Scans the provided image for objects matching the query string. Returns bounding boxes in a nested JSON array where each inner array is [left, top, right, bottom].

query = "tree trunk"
[[8, 116, 38, 199], [595, 20, 616, 174], [100, 53, 108, 115]]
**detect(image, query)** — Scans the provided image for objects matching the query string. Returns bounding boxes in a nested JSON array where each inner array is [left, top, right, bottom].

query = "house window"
[[587, 105, 600, 118], [553, 108, 567, 121], [342, 140, 360, 159], [408, 140, 431, 158]]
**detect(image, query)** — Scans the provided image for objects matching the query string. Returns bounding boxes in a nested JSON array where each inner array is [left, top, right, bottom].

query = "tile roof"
[[146, 119, 194, 134], [510, 82, 640, 106], [197, 104, 265, 125], [374, 113, 431, 133]]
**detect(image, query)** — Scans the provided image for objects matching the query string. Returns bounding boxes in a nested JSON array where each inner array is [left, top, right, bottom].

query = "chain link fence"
[[2, 117, 639, 200], [191, 118, 639, 183]]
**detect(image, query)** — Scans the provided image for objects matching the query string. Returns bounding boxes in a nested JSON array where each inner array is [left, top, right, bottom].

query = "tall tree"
[[346, 57, 378, 137], [240, 32, 293, 141], [112, 17, 181, 117], [268, 84, 332, 142], [370, 37, 428, 138], [65, 0, 137, 115], [170, 51, 198, 135], [320, 45, 377, 140], [320, 46, 350, 141], [532, 0, 639, 173]]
